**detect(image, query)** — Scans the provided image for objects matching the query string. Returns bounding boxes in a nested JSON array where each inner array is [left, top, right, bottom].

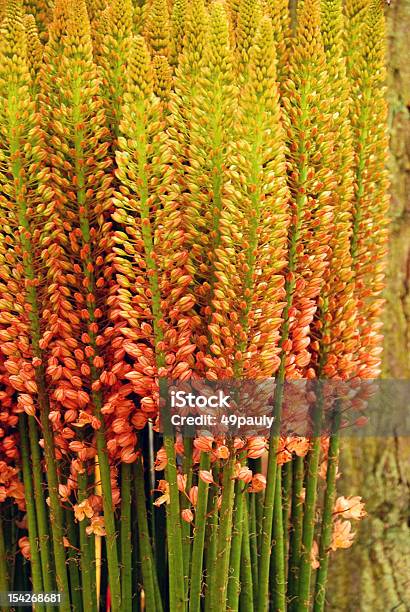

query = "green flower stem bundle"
[[0, 0, 389, 610]]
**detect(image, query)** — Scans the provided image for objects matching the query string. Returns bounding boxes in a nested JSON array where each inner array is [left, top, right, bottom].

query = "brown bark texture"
[[327, 2, 410, 610]]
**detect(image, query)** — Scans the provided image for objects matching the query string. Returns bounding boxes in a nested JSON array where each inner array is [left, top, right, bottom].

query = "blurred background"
[[328, 1, 410, 609]]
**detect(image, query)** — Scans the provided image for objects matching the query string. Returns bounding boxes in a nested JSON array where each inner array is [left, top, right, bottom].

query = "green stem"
[[18, 416, 44, 603], [204, 465, 220, 612], [296, 390, 324, 612], [189, 452, 211, 612], [133, 459, 163, 612], [257, 223, 303, 611], [131, 488, 141, 612], [164, 434, 186, 611], [27, 417, 54, 594], [287, 456, 305, 610], [37, 378, 70, 608], [0, 515, 9, 612], [94, 437, 121, 610], [65, 508, 83, 612], [272, 466, 286, 611], [121, 463, 133, 612], [249, 494, 259, 607], [240, 500, 254, 612], [77, 472, 96, 612], [282, 461, 292, 566], [257, 385, 283, 612], [72, 69, 122, 609], [133, 119, 185, 608], [227, 478, 245, 612], [182, 438, 193, 583], [313, 409, 342, 612], [9, 90, 70, 608], [213, 456, 236, 610]]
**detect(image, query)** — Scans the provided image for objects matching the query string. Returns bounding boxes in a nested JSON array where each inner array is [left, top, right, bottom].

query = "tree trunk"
[[327, 2, 410, 610]]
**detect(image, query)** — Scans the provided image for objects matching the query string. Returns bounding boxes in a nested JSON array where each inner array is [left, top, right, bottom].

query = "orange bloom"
[[58, 484, 71, 502], [154, 447, 168, 471], [154, 480, 170, 506], [177, 473, 187, 492], [74, 499, 94, 522], [334, 496, 366, 520], [189, 486, 198, 506], [236, 465, 253, 484], [246, 437, 266, 459], [18, 536, 31, 560], [215, 445, 230, 459], [286, 436, 310, 457], [310, 540, 320, 569], [199, 470, 214, 484], [330, 520, 356, 551], [181, 508, 194, 523], [86, 516, 106, 537], [193, 436, 214, 453], [249, 473, 266, 493]]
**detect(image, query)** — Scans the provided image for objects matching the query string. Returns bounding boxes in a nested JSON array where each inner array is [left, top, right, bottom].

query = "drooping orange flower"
[[154, 447, 168, 471], [189, 486, 198, 506], [181, 508, 194, 523], [246, 436, 266, 459], [334, 496, 366, 520], [198, 470, 214, 485], [310, 540, 320, 569], [86, 515, 106, 537], [18, 535, 31, 560], [330, 519, 356, 551], [154, 480, 170, 506], [74, 499, 95, 522], [248, 473, 266, 493]]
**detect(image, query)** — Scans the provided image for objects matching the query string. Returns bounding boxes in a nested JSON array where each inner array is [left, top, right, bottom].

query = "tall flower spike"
[[235, 0, 262, 77], [170, 1, 238, 379], [99, 0, 134, 139], [0, 0, 71, 601], [152, 53, 173, 100], [348, 0, 390, 378], [39, 0, 113, 456], [278, 0, 336, 381], [38, 2, 121, 606], [23, 0, 53, 42], [144, 0, 171, 59], [132, 0, 147, 35], [166, 0, 209, 198], [174, 0, 209, 96], [225, 0, 240, 28], [86, 0, 106, 25], [307, 0, 359, 379], [216, 16, 289, 379], [113, 34, 187, 608], [23, 14, 43, 94], [344, 0, 370, 77], [265, 0, 292, 84], [85, 0, 107, 55], [112, 34, 194, 408], [170, 0, 187, 65]]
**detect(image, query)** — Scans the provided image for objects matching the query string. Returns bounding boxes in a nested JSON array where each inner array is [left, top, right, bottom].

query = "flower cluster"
[[0, 0, 390, 609]]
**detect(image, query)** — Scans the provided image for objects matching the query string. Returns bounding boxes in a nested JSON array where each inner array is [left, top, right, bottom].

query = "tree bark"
[[327, 2, 410, 610]]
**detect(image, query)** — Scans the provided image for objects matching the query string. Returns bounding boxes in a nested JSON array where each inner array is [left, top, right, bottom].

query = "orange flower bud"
[[189, 486, 198, 507], [199, 470, 214, 484], [181, 508, 194, 523], [193, 436, 214, 453]]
